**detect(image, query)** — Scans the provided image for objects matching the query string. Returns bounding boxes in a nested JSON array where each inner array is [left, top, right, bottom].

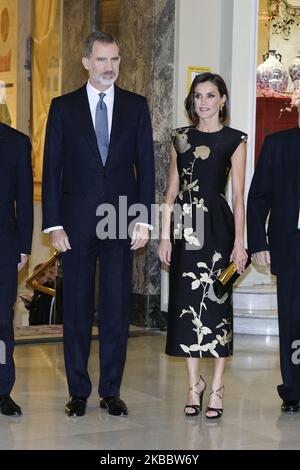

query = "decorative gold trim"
[[268, 0, 300, 39], [33, 181, 41, 202], [281, 0, 300, 17], [268, 0, 300, 19], [26, 251, 61, 297]]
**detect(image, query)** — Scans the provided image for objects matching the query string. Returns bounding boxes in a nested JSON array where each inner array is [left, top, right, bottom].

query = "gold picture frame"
[[187, 66, 211, 91], [26, 251, 61, 297]]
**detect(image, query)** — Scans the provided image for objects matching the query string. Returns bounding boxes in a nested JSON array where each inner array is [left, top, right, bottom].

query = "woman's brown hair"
[[185, 72, 229, 125]]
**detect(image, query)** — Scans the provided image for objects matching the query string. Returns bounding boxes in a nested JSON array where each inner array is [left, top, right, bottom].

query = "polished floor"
[[1, 332, 300, 450]]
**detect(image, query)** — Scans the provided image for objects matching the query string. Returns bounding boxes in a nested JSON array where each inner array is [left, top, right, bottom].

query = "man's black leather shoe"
[[0, 396, 22, 416], [65, 396, 87, 416], [281, 400, 300, 413], [100, 396, 128, 416]]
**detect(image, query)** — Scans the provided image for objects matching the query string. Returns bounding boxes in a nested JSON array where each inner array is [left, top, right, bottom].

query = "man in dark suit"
[[0, 123, 33, 416], [42, 31, 155, 416], [247, 106, 300, 413]]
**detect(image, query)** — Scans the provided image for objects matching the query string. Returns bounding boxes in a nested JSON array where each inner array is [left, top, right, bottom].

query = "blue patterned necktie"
[[95, 92, 109, 165]]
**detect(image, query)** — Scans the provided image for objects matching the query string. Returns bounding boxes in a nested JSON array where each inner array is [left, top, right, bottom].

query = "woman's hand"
[[230, 241, 248, 274], [157, 239, 172, 266]]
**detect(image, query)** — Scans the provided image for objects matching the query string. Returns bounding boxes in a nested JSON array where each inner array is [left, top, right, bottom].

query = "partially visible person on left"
[[0, 123, 33, 416]]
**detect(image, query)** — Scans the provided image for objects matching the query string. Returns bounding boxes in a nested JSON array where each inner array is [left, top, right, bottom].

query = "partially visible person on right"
[[247, 91, 300, 414]]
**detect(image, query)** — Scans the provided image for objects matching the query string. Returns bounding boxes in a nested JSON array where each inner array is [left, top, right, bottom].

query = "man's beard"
[[94, 72, 118, 86]]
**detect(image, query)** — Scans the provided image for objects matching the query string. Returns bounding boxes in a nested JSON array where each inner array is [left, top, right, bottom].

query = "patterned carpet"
[[14, 325, 65, 344], [14, 325, 102, 344], [14, 325, 157, 344]]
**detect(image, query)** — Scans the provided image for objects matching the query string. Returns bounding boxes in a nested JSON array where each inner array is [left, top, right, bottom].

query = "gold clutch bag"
[[213, 253, 251, 299]]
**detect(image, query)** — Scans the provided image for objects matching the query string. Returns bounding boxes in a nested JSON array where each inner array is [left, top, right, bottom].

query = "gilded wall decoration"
[[268, 0, 300, 39], [0, 0, 17, 127]]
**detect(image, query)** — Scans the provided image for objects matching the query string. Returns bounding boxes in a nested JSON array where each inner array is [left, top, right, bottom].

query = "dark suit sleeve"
[[16, 136, 34, 254], [42, 98, 64, 230], [135, 98, 155, 226], [247, 136, 273, 254]]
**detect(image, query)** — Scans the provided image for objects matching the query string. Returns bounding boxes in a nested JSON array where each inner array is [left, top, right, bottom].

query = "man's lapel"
[[70, 85, 126, 168], [0, 122, 7, 139], [75, 86, 104, 166], [106, 86, 124, 168]]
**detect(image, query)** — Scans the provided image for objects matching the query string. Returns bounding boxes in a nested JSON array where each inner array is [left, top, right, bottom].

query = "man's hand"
[[50, 229, 71, 252], [18, 254, 29, 272], [131, 224, 150, 250], [252, 250, 270, 267]]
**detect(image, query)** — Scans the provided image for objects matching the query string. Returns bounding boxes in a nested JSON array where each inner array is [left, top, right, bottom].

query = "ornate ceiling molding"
[[268, 0, 300, 39]]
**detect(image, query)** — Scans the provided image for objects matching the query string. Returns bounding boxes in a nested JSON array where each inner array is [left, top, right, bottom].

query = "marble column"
[[28, 1, 98, 271], [61, 0, 96, 93], [118, 0, 175, 327], [22, 0, 99, 304]]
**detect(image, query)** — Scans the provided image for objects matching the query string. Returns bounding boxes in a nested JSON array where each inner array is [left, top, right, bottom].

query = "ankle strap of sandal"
[[188, 375, 206, 395], [209, 385, 224, 399]]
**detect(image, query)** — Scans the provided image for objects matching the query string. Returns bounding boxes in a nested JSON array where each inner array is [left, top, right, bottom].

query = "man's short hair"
[[83, 31, 119, 58]]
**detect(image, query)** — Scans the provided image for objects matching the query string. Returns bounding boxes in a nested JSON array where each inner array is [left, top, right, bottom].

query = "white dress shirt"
[[44, 81, 152, 233]]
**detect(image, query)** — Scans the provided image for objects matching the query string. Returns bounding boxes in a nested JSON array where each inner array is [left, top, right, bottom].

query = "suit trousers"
[[277, 263, 300, 401], [0, 263, 18, 396], [62, 238, 133, 398]]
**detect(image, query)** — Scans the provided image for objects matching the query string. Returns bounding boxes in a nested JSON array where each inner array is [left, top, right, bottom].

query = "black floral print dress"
[[166, 126, 247, 358]]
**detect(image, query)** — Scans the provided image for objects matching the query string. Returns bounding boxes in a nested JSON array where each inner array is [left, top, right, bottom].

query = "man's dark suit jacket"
[[247, 128, 300, 275], [0, 123, 33, 266], [42, 85, 155, 238]]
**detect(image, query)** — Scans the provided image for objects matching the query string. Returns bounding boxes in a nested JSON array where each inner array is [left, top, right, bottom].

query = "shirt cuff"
[[135, 222, 153, 231], [44, 226, 64, 233]]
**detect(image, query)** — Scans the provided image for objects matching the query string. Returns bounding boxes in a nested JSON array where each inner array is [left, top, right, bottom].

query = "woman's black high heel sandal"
[[205, 385, 224, 419], [184, 375, 206, 416]]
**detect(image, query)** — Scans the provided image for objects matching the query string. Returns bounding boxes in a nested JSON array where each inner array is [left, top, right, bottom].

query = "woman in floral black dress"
[[158, 73, 248, 418]]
